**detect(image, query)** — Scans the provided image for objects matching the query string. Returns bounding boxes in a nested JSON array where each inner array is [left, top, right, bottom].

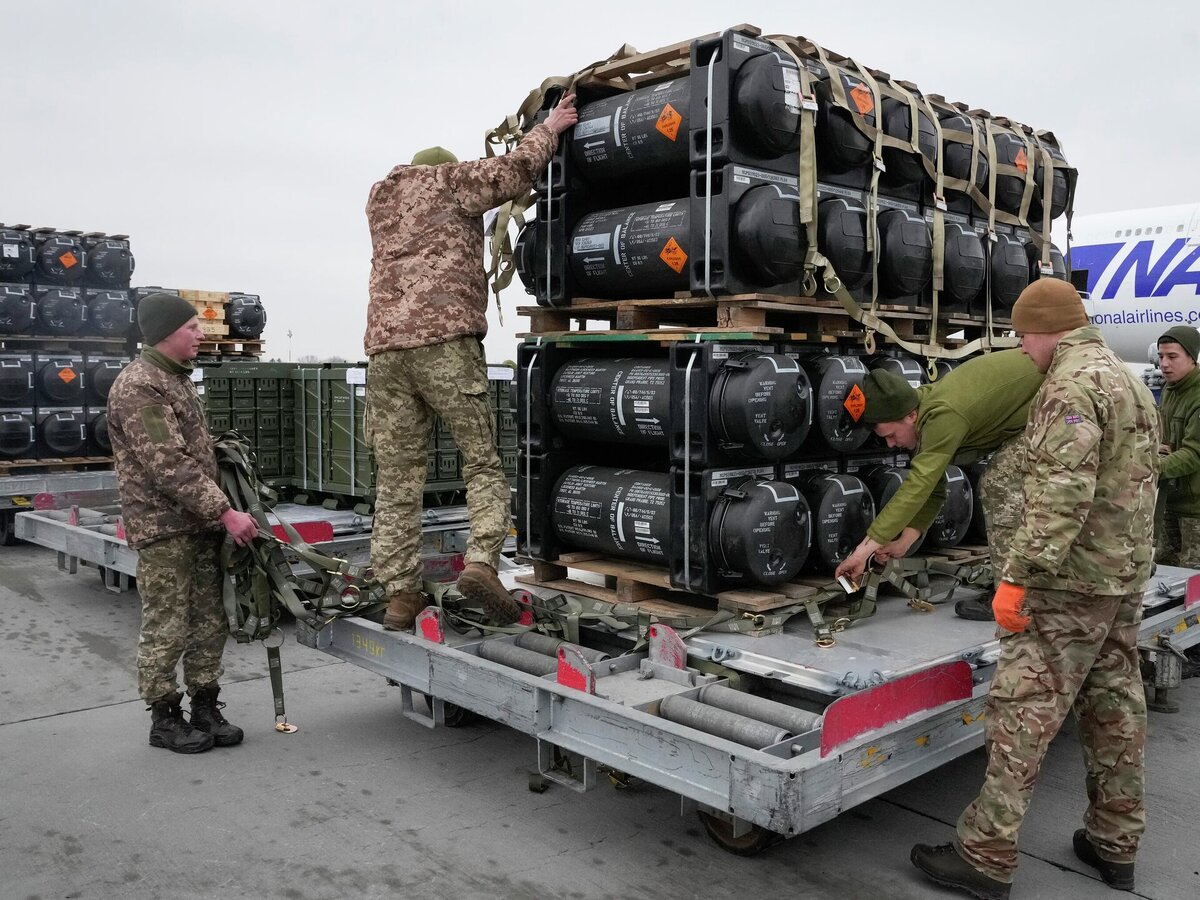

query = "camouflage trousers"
[[135, 532, 227, 703], [979, 434, 1027, 589], [1154, 508, 1200, 568], [956, 587, 1147, 882], [366, 336, 508, 594]]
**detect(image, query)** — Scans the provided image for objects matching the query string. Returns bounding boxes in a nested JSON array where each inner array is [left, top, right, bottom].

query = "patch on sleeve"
[[1064, 413, 1083, 425], [139, 404, 170, 443]]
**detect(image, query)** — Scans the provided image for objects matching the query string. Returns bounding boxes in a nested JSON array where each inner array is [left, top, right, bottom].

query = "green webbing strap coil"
[[214, 432, 386, 728]]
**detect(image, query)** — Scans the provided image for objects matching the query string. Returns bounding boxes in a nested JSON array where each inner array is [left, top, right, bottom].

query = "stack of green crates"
[[193, 361, 298, 484]]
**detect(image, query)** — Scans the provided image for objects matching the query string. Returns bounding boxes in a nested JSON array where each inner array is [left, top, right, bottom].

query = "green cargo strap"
[[214, 431, 386, 725]]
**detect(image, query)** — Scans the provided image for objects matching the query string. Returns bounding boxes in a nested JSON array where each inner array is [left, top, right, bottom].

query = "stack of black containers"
[[513, 28, 1074, 588], [0, 224, 135, 463]]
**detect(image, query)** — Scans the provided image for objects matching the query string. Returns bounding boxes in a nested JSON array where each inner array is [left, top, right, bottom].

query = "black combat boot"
[[911, 843, 1011, 900], [149, 692, 215, 754], [1073, 829, 1135, 891], [955, 593, 996, 621], [189, 683, 244, 747]]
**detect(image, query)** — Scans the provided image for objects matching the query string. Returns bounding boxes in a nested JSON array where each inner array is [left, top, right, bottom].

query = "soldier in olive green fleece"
[[835, 349, 1043, 585], [1154, 325, 1200, 567]]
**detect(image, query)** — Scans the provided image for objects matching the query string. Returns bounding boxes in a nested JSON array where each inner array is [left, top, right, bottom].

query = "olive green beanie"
[[410, 146, 459, 166], [1158, 325, 1200, 362], [861, 369, 920, 424], [1010, 278, 1088, 333], [137, 292, 197, 345]]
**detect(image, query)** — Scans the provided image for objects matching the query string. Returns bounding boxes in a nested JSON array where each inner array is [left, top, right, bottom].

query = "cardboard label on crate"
[[843, 383, 866, 422], [190, 369, 204, 382], [655, 103, 682, 141], [1015, 147, 1028, 173], [659, 236, 687, 273], [345, 368, 367, 385], [849, 83, 874, 116], [59, 251, 78, 269], [57, 368, 77, 384]]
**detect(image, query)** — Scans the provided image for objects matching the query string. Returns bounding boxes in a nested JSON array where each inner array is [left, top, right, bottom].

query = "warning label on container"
[[573, 233, 611, 254], [2, 244, 17, 259], [573, 116, 610, 140], [843, 384, 866, 421], [655, 103, 682, 141], [1015, 148, 1028, 173], [849, 83, 874, 117], [59, 251, 78, 269], [659, 237, 687, 273], [202, 307, 217, 319], [58, 368, 77, 384]]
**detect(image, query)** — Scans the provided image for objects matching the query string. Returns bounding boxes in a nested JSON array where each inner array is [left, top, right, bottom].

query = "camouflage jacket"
[[363, 122, 558, 356], [1157, 365, 1200, 516], [867, 349, 1043, 544], [106, 348, 229, 549], [1003, 326, 1159, 594]]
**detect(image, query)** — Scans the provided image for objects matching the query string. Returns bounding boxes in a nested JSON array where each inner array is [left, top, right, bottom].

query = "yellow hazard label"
[[59, 251, 78, 269], [202, 307, 217, 319], [843, 383, 866, 422], [849, 83, 874, 116], [656, 103, 682, 141], [659, 237, 687, 274], [58, 368, 77, 384]]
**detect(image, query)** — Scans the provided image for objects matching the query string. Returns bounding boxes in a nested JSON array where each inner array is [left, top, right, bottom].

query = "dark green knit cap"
[[1158, 325, 1200, 362], [861, 369, 919, 424], [137, 292, 197, 345]]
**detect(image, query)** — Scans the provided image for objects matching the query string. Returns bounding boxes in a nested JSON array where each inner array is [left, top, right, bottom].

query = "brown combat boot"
[[456, 562, 520, 625], [382, 590, 427, 631]]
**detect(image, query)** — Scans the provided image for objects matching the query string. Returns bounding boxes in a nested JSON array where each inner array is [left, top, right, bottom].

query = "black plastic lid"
[[710, 476, 810, 583], [732, 54, 803, 157], [710, 352, 811, 457], [818, 197, 871, 290], [732, 184, 806, 285]]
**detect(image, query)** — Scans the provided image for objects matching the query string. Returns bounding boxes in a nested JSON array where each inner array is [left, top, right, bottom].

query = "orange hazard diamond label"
[[1014, 148, 1028, 173], [656, 103, 682, 141], [59, 251, 78, 269], [202, 307, 217, 319], [58, 367, 77, 384], [843, 383, 866, 422], [659, 236, 687, 274], [849, 83, 874, 117]]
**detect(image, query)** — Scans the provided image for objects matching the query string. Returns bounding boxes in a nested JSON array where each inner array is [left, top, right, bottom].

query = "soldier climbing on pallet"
[[363, 92, 578, 630], [834, 348, 1044, 620], [107, 292, 260, 754]]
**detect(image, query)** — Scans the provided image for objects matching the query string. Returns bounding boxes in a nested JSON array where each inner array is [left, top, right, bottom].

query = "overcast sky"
[[6, 1, 1197, 363]]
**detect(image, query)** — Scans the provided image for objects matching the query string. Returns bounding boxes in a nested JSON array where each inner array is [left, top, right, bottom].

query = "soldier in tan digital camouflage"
[[364, 93, 578, 630], [911, 279, 1158, 899], [108, 293, 260, 754]]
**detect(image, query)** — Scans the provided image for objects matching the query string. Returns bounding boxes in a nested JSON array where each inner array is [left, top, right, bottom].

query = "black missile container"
[[35, 286, 86, 335], [228, 292, 267, 339], [0, 354, 35, 407], [782, 350, 871, 455], [82, 234, 134, 289], [35, 354, 85, 407], [0, 410, 35, 460], [0, 227, 37, 284], [85, 289, 134, 337], [0, 285, 36, 334], [37, 408, 87, 458], [926, 464, 973, 549], [32, 231, 86, 286], [781, 461, 875, 571]]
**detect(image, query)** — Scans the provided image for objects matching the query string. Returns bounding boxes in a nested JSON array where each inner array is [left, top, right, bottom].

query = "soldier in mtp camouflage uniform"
[[1153, 325, 1200, 567], [364, 93, 578, 630], [108, 293, 260, 754], [835, 350, 1043, 620], [912, 278, 1158, 899]]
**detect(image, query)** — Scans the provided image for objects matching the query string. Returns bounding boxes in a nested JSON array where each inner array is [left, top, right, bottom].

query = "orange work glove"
[[993, 582, 1030, 633]]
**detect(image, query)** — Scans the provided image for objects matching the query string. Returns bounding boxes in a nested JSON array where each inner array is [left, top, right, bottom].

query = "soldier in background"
[[1154, 325, 1200, 567], [107, 293, 259, 754], [363, 93, 578, 631], [911, 279, 1158, 898], [834, 349, 1043, 620]]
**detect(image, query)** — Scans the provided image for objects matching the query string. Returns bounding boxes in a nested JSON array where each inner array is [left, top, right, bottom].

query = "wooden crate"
[[198, 320, 230, 337], [180, 289, 229, 305]]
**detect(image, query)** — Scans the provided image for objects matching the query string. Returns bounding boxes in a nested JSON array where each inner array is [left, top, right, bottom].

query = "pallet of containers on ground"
[[0, 222, 137, 474], [136, 286, 268, 359]]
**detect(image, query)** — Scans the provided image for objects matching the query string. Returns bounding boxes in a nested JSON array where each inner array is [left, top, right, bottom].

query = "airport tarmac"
[[2, 541, 1196, 900]]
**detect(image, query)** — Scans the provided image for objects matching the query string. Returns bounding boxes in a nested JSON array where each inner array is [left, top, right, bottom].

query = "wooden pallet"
[[0, 456, 114, 473], [0, 334, 129, 350], [577, 23, 759, 91], [515, 551, 822, 615], [196, 339, 264, 357]]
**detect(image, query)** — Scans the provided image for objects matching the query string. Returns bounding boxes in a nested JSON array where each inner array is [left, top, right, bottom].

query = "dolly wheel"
[[697, 810, 783, 856]]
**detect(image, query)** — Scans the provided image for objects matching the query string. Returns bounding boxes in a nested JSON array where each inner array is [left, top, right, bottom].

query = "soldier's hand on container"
[[993, 581, 1030, 633], [546, 93, 579, 135], [835, 537, 881, 581], [221, 508, 260, 547]]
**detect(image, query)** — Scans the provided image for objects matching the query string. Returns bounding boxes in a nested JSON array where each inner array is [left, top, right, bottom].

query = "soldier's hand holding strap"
[[993, 581, 1030, 633]]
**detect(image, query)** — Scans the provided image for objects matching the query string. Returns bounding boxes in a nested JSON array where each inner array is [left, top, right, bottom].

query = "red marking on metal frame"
[[1186, 574, 1200, 610], [416, 607, 445, 644], [514, 591, 535, 627], [648, 624, 687, 670], [270, 520, 334, 545], [820, 661, 974, 758], [115, 516, 125, 541], [33, 492, 55, 510], [68, 505, 80, 526], [557, 646, 596, 694]]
